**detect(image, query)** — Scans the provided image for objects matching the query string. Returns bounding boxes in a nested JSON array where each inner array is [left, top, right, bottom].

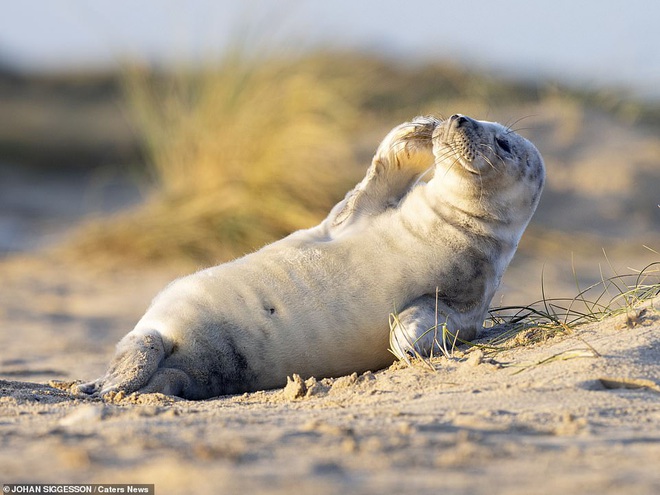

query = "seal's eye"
[[496, 136, 511, 154]]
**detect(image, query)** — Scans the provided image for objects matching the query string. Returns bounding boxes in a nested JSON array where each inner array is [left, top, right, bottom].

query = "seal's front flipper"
[[75, 329, 165, 397], [389, 295, 478, 362], [330, 117, 439, 230]]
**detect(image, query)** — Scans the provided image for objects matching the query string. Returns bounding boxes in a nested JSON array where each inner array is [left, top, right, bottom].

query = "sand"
[[1, 254, 659, 495]]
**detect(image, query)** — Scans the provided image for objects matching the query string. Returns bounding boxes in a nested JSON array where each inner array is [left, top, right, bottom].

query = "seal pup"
[[77, 114, 544, 399]]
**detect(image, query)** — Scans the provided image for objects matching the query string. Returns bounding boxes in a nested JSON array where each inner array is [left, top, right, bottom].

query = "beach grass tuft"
[[73, 49, 357, 264], [391, 258, 660, 369]]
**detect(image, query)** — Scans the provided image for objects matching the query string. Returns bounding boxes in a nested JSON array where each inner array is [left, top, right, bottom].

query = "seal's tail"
[[76, 329, 165, 397]]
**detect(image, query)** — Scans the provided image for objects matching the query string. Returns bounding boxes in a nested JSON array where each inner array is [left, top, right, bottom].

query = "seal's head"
[[432, 114, 545, 229]]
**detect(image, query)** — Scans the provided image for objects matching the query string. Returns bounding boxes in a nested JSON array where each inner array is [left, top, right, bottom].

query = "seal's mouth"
[[434, 114, 483, 174]]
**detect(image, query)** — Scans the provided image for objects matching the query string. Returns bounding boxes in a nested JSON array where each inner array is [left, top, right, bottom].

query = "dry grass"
[[73, 51, 358, 264], [487, 257, 660, 343]]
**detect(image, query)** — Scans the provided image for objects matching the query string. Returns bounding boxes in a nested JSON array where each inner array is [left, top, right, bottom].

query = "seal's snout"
[[435, 114, 480, 168], [437, 114, 477, 145]]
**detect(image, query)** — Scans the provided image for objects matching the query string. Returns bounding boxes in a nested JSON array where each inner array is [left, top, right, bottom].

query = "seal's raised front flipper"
[[328, 116, 439, 231], [76, 329, 166, 397]]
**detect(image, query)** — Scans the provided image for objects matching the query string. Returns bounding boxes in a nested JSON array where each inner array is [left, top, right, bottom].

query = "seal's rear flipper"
[[76, 329, 165, 397]]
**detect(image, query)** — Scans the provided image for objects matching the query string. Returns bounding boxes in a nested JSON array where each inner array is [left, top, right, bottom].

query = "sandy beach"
[[0, 251, 659, 494]]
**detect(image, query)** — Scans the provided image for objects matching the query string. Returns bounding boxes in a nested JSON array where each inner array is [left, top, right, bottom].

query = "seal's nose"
[[449, 114, 472, 128]]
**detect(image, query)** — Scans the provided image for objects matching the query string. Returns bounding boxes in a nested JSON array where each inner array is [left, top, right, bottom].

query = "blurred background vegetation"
[[1, 38, 659, 303]]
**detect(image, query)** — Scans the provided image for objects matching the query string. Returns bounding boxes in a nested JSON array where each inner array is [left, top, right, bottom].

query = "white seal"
[[78, 114, 545, 399]]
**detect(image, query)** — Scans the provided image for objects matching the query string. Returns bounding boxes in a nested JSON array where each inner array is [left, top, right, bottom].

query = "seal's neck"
[[429, 165, 537, 239]]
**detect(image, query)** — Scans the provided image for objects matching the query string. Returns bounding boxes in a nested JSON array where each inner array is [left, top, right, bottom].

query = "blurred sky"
[[1, 0, 659, 98]]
